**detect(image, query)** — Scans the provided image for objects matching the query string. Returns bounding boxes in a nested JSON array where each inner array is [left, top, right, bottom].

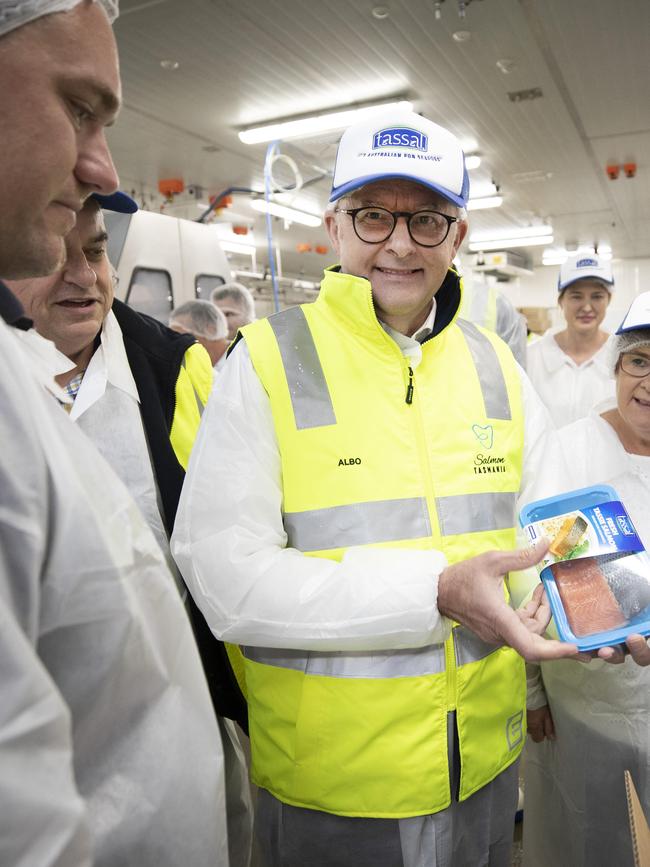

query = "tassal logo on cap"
[[372, 126, 428, 152], [576, 257, 598, 268]]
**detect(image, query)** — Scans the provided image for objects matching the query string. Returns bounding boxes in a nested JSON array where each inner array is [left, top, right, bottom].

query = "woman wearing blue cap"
[[522, 291, 650, 867], [527, 252, 615, 427]]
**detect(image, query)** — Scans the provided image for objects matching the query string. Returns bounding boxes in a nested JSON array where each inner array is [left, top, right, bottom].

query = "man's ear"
[[451, 219, 468, 257], [324, 210, 341, 257]]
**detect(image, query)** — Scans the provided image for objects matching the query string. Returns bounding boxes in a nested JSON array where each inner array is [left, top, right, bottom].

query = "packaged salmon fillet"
[[520, 485, 650, 651]]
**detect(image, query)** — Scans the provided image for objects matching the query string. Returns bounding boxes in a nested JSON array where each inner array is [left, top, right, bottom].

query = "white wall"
[[496, 257, 650, 332]]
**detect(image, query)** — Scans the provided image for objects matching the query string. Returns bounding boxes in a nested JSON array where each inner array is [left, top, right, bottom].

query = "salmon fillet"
[[551, 557, 627, 637]]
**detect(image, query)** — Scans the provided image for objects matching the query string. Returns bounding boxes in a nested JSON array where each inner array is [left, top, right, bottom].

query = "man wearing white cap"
[[527, 252, 615, 427], [173, 109, 578, 866], [0, 3, 230, 865]]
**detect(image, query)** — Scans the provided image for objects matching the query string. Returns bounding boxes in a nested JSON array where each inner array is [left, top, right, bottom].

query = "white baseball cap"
[[329, 109, 470, 207], [558, 252, 614, 293], [616, 291, 650, 334]]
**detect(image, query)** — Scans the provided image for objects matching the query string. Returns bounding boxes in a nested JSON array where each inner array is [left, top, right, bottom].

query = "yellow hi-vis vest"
[[241, 267, 525, 819]]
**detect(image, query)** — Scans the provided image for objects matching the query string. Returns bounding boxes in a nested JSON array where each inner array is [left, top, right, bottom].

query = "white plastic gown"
[[172, 336, 561, 653], [0, 319, 229, 867], [522, 401, 650, 867], [526, 330, 615, 428]]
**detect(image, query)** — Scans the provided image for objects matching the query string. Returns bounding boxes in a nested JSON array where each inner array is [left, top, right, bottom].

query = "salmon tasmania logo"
[[472, 423, 493, 450], [372, 127, 428, 151], [471, 424, 508, 474]]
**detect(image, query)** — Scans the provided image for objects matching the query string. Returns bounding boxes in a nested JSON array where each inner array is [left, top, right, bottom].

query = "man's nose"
[[63, 251, 97, 290], [385, 216, 417, 256], [75, 129, 119, 197]]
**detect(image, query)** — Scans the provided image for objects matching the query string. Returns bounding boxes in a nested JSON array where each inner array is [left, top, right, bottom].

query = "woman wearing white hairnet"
[[522, 292, 650, 867], [527, 252, 615, 428]]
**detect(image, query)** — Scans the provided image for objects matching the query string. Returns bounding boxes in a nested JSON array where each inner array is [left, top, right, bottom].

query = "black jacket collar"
[[0, 282, 33, 331]]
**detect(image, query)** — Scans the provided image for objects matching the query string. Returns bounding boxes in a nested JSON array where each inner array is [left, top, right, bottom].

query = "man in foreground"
[[173, 109, 578, 866], [0, 2, 229, 864]]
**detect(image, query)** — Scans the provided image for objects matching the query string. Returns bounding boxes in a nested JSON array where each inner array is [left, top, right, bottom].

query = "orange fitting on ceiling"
[[232, 225, 249, 235], [623, 162, 637, 178], [296, 243, 312, 253], [606, 164, 620, 180], [315, 245, 329, 255], [158, 177, 184, 196]]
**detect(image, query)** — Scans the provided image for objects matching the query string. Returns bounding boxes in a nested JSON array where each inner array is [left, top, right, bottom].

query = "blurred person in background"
[[170, 298, 230, 369], [522, 291, 650, 867], [527, 252, 615, 427], [212, 281, 256, 342]]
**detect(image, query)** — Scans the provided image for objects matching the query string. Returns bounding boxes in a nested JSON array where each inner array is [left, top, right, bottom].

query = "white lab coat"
[[526, 329, 615, 428], [0, 319, 229, 867], [172, 327, 562, 653], [523, 402, 650, 867]]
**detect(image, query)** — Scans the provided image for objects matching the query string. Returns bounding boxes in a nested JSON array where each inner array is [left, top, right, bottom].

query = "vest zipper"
[[405, 366, 414, 404], [444, 631, 457, 711]]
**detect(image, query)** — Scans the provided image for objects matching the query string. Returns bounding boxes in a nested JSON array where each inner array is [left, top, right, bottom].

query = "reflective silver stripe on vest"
[[453, 626, 500, 666], [436, 491, 516, 536], [456, 318, 511, 420], [242, 644, 446, 678], [284, 497, 431, 552], [181, 356, 204, 417], [268, 306, 336, 429]]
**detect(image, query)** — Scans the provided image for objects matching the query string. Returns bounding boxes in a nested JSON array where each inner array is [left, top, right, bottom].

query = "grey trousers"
[[254, 714, 519, 867]]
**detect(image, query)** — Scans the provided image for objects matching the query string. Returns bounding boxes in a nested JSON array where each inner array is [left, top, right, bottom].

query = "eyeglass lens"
[[621, 352, 650, 377], [352, 207, 451, 247]]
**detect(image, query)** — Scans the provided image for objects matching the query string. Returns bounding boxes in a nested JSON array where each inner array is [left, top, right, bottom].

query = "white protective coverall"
[[0, 319, 229, 867], [523, 400, 650, 867], [526, 330, 615, 428]]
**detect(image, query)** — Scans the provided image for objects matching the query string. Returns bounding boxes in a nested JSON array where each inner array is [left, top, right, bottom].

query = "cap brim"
[[92, 191, 138, 214], [329, 173, 467, 208], [558, 274, 614, 292]]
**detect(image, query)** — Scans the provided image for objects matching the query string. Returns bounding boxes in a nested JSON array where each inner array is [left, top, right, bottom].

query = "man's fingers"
[[626, 634, 650, 667], [492, 538, 550, 578], [597, 645, 626, 664], [495, 606, 577, 661], [543, 709, 556, 740]]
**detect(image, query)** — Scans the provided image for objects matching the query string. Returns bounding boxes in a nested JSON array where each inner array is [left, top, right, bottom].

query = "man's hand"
[[527, 705, 555, 742], [597, 634, 650, 666], [437, 539, 578, 662]]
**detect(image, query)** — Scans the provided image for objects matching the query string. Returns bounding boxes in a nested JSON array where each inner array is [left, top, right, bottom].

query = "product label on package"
[[524, 500, 643, 570]]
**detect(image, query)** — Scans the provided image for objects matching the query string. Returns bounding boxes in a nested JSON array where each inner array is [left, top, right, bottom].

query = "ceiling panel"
[[106, 0, 649, 279]]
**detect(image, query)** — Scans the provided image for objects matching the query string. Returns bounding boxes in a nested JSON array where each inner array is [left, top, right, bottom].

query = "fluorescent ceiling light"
[[250, 199, 322, 227], [469, 235, 553, 252], [543, 244, 613, 265], [467, 196, 503, 211], [461, 137, 479, 153], [470, 224, 552, 243], [220, 241, 257, 256], [469, 181, 498, 198], [465, 155, 481, 170], [239, 99, 413, 144]]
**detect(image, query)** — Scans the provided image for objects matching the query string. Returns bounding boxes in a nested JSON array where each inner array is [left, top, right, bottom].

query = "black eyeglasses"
[[336, 206, 458, 248], [620, 352, 650, 378]]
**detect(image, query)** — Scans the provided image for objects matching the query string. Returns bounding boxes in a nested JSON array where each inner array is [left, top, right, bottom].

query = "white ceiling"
[[107, 0, 650, 281]]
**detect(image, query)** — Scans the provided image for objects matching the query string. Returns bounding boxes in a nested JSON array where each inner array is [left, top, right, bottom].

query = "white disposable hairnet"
[[0, 0, 117, 38], [609, 328, 650, 374]]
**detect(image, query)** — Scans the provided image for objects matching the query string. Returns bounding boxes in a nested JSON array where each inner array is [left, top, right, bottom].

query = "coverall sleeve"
[[496, 292, 528, 369], [172, 342, 450, 651], [0, 361, 91, 867]]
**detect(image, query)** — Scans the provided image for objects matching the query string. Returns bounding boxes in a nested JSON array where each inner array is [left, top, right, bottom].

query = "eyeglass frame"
[[618, 350, 650, 378], [334, 206, 459, 248]]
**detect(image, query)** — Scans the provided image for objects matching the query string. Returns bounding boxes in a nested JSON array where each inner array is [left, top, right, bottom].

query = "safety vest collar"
[[317, 265, 463, 342]]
